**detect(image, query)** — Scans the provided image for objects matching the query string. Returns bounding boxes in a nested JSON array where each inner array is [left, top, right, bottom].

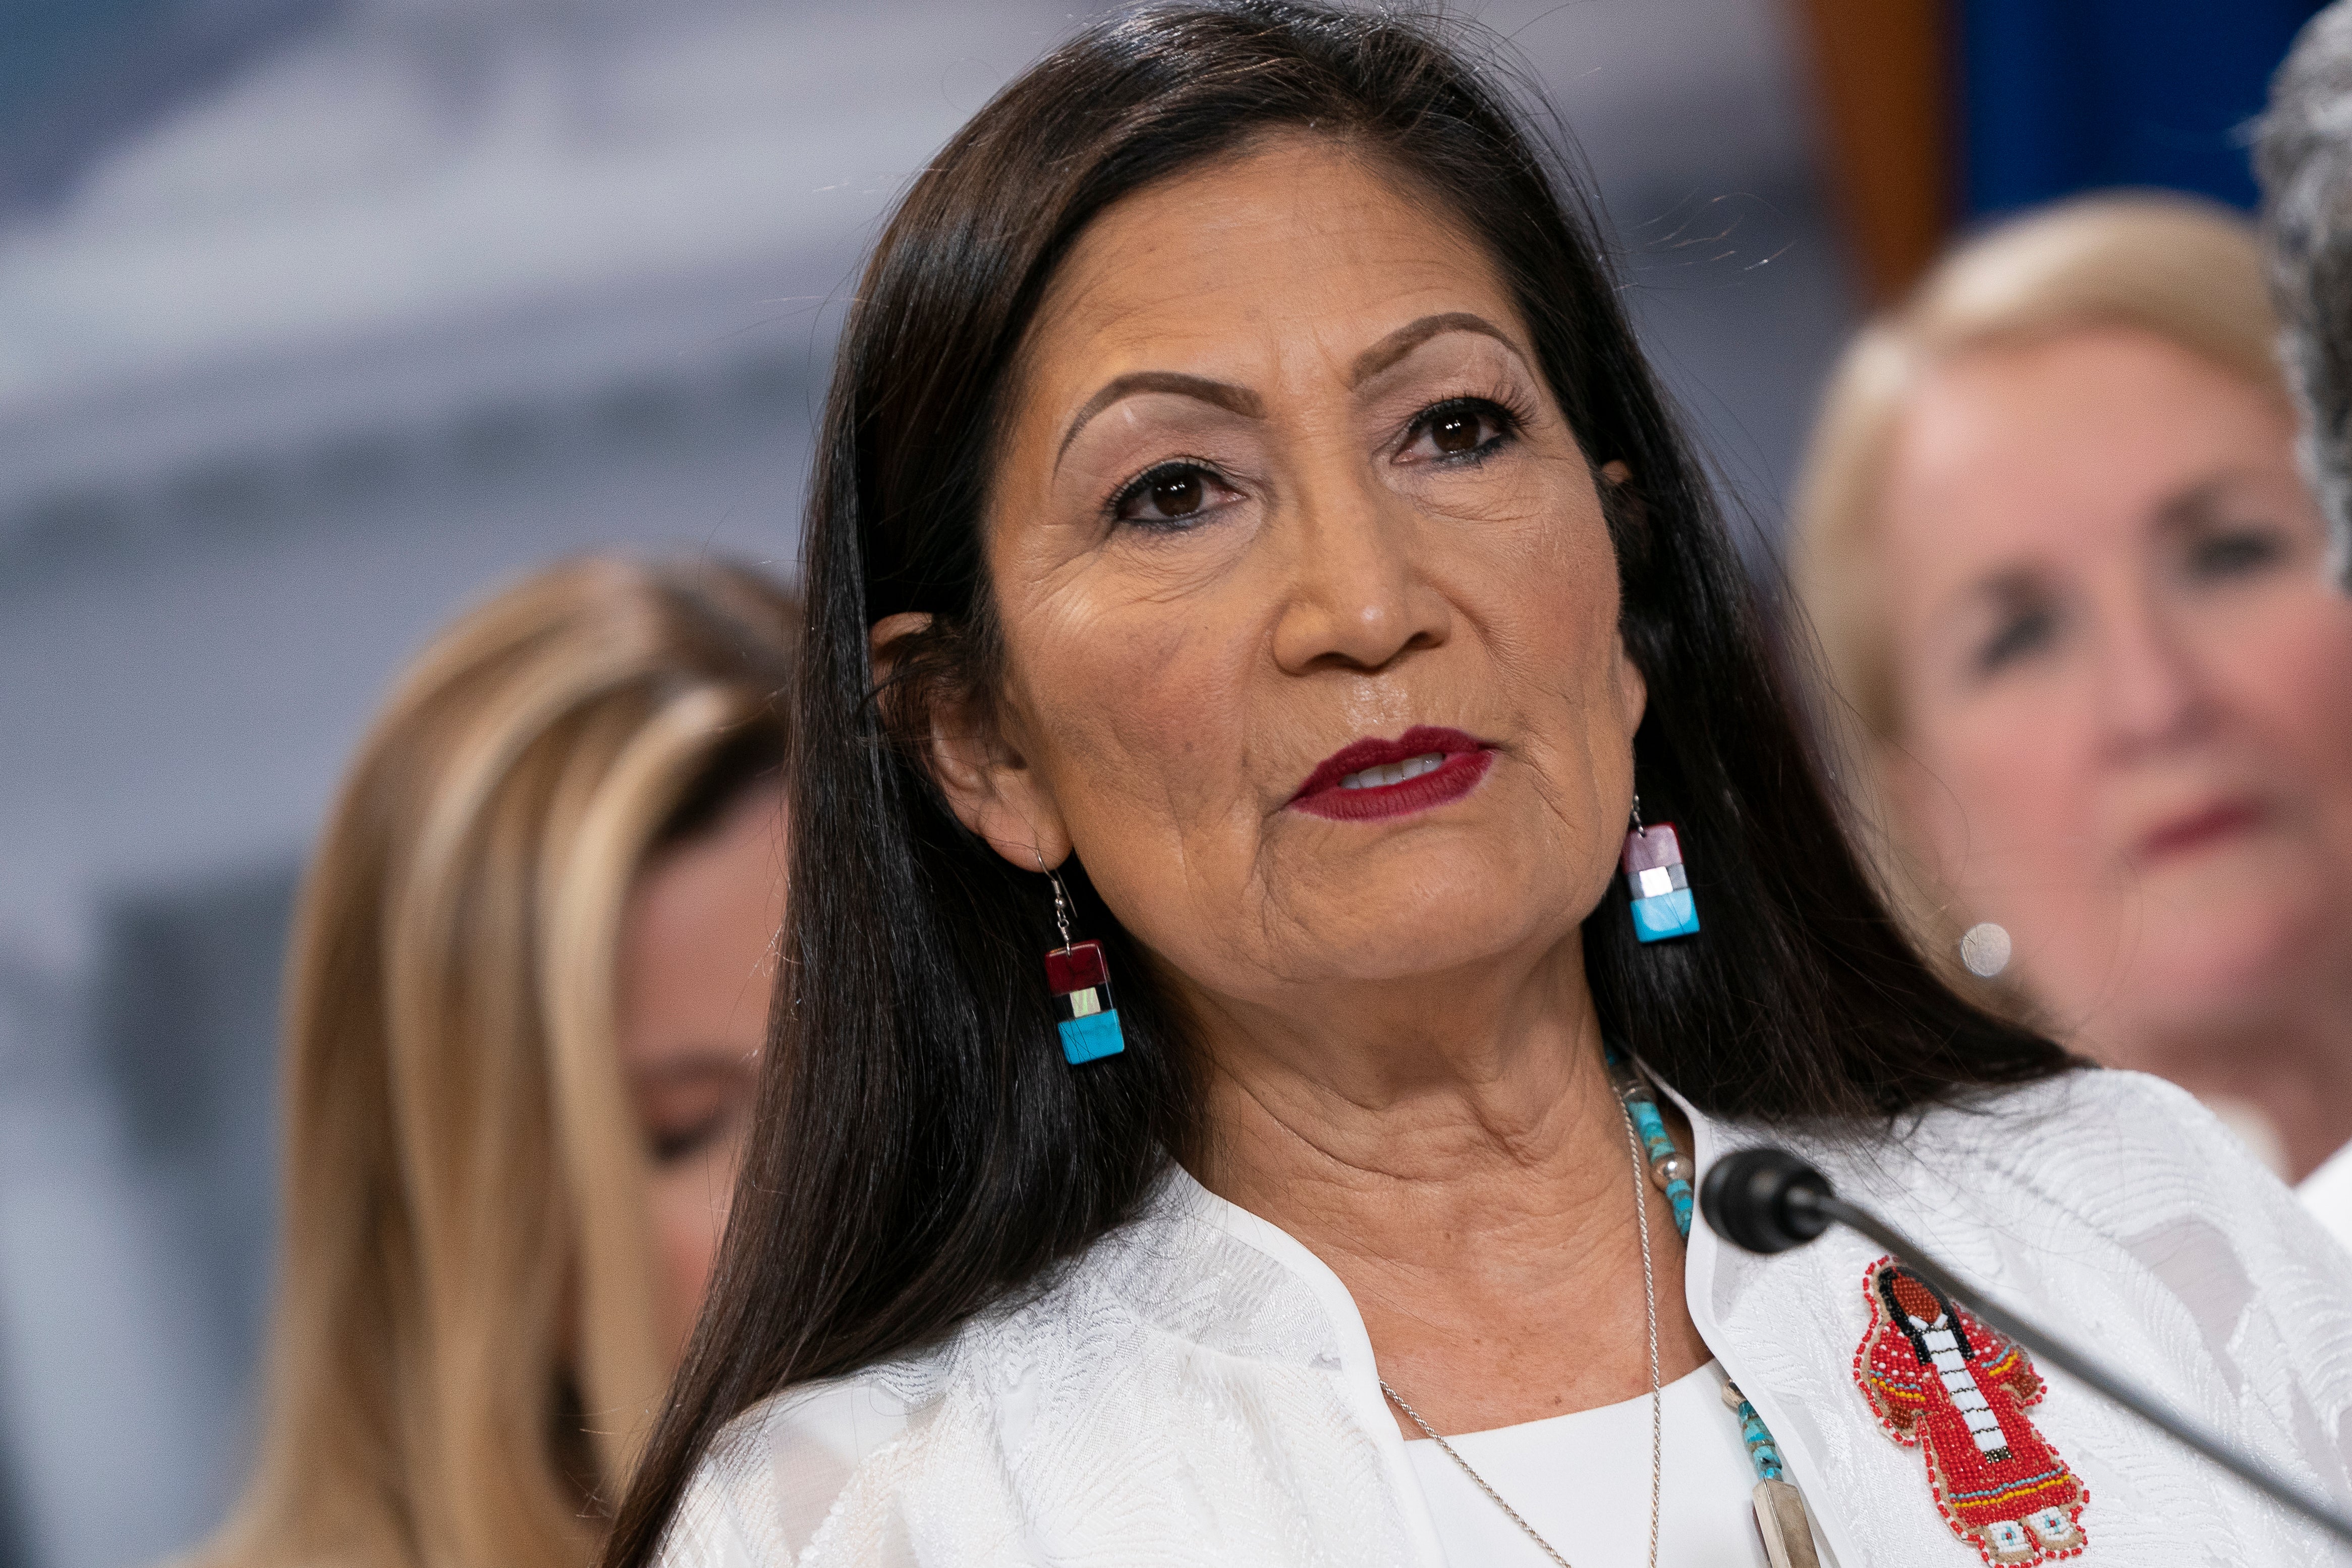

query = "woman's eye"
[[649, 1110, 733, 1165], [1399, 398, 1515, 464], [1112, 462, 1228, 528], [2186, 526, 2285, 580], [1975, 604, 2057, 675]]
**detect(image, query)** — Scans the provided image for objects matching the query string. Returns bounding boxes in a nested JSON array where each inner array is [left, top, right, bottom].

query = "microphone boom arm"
[[1796, 1186, 2352, 1548]]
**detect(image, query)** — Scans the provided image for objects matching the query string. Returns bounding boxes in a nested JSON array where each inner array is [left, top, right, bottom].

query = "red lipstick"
[[2137, 799, 2266, 864], [1288, 725, 1493, 822]]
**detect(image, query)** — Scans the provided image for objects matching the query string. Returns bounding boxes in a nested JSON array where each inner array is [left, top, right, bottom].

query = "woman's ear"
[[1595, 463, 1649, 732], [1613, 636, 1649, 739], [870, 613, 1073, 870], [1596, 456, 1651, 569]]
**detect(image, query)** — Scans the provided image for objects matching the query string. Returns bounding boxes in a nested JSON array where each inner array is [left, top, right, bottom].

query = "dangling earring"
[[1622, 793, 1700, 942], [1037, 853, 1126, 1064]]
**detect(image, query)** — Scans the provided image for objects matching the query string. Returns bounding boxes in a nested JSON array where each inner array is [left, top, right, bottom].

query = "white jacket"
[[661, 1069, 2352, 1566]]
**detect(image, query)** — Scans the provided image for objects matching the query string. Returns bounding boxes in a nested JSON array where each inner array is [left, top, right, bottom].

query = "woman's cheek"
[[648, 1144, 745, 1354], [1973, 705, 2084, 843], [2229, 595, 2352, 772], [1088, 600, 1250, 772], [1899, 687, 2081, 886], [2267, 625, 2352, 874]]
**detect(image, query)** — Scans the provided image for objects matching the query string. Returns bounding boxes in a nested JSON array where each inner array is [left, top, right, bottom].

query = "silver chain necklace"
[[1379, 1097, 1663, 1568]]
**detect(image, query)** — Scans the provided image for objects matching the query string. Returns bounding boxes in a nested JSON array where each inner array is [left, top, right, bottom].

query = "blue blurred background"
[[1961, 0, 2322, 214], [0, 2, 2319, 1565]]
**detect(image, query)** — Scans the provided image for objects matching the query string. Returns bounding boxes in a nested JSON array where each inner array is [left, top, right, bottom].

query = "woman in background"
[[1794, 195, 2352, 1188], [195, 556, 797, 1568]]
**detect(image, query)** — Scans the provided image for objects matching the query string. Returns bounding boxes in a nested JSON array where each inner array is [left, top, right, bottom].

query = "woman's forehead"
[[1020, 136, 1524, 391], [1880, 328, 2302, 581]]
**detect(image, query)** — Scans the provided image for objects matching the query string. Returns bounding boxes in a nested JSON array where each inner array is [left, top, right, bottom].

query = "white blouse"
[[2302, 1139, 2352, 1256], [1407, 1361, 1839, 1566], [662, 1070, 2352, 1567]]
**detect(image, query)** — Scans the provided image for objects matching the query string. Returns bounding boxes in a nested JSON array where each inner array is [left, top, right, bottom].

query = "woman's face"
[[1877, 327, 2352, 1056], [923, 135, 1643, 1028], [613, 784, 785, 1371]]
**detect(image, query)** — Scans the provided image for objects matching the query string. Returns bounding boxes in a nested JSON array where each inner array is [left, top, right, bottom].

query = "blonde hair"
[[196, 557, 799, 1568], [1790, 193, 2285, 984]]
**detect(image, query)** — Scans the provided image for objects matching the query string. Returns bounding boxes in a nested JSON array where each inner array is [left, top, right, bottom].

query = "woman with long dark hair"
[[607, 7, 2352, 1566]]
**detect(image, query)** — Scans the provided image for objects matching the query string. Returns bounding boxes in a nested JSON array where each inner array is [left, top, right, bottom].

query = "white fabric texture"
[[660, 1069, 2352, 1567], [1406, 1360, 1807, 1566], [2302, 1140, 2352, 1256]]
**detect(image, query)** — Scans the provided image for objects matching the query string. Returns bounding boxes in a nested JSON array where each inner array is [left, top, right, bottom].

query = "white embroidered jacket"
[[661, 1070, 2352, 1566]]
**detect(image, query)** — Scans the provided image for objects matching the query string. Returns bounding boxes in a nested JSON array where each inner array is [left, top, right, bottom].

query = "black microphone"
[[1701, 1145, 2352, 1548]]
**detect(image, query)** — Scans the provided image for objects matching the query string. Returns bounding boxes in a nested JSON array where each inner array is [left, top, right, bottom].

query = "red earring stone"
[[1046, 938, 1125, 1063]]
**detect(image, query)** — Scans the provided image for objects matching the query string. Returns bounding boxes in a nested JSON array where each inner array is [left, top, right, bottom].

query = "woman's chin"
[[2035, 890, 2338, 1040], [1234, 893, 1588, 997]]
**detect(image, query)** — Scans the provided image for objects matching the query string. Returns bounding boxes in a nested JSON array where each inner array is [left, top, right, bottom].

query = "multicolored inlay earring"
[[1039, 856, 1126, 1065], [1622, 795, 1700, 942]]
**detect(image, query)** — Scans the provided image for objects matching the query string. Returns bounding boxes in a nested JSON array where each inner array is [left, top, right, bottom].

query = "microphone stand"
[[1790, 1183, 2352, 1548]]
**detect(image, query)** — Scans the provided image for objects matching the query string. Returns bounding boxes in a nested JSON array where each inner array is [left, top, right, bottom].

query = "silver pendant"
[[1752, 1477, 1820, 1568]]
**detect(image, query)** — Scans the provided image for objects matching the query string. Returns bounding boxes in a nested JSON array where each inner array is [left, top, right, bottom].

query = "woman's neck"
[[1183, 941, 1710, 1436], [2087, 984, 2352, 1182]]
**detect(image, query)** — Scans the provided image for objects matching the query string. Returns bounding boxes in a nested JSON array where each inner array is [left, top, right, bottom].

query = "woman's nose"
[[1268, 476, 1450, 675], [2091, 587, 2213, 758]]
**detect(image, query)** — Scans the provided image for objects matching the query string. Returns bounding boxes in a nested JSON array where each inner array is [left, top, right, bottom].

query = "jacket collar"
[[1157, 1166, 1451, 1566], [1151, 1080, 1862, 1568]]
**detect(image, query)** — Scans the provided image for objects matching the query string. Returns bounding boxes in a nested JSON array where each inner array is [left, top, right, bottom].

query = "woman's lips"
[[1289, 725, 1494, 822], [2136, 798, 2268, 864]]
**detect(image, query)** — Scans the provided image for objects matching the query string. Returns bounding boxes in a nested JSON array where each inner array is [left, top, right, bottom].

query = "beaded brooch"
[[1854, 1256, 2088, 1565]]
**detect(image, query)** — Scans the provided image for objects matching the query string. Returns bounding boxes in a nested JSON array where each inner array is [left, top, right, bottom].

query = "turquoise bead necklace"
[[1610, 1047, 1820, 1567]]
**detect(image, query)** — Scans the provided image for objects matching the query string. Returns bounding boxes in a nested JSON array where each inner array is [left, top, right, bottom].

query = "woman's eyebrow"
[[1052, 313, 1524, 469], [627, 1049, 760, 1086], [1056, 372, 1264, 469], [2152, 472, 2254, 534], [1949, 565, 2046, 627], [1348, 311, 1521, 386]]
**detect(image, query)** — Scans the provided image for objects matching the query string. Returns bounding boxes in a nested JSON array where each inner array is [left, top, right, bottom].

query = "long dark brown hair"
[[603, 5, 2070, 1558]]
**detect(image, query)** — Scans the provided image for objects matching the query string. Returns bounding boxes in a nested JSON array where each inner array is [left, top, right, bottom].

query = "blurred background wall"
[[0, 2, 2318, 1565]]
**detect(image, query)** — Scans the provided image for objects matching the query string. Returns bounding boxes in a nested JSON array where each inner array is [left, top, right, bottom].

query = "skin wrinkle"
[[890, 135, 1696, 1433], [1197, 1005, 1661, 1365]]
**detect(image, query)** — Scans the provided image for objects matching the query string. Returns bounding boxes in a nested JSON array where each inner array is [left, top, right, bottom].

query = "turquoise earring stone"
[[1631, 887, 1700, 941], [1622, 821, 1701, 942], [1057, 1010, 1127, 1064]]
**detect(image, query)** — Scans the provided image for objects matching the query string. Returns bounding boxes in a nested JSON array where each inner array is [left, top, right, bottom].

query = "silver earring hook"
[[1034, 846, 1074, 947], [1630, 791, 1647, 837]]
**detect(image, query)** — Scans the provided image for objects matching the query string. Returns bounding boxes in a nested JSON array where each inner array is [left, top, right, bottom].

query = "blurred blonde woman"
[[195, 557, 797, 1568], [1793, 194, 2352, 1189]]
